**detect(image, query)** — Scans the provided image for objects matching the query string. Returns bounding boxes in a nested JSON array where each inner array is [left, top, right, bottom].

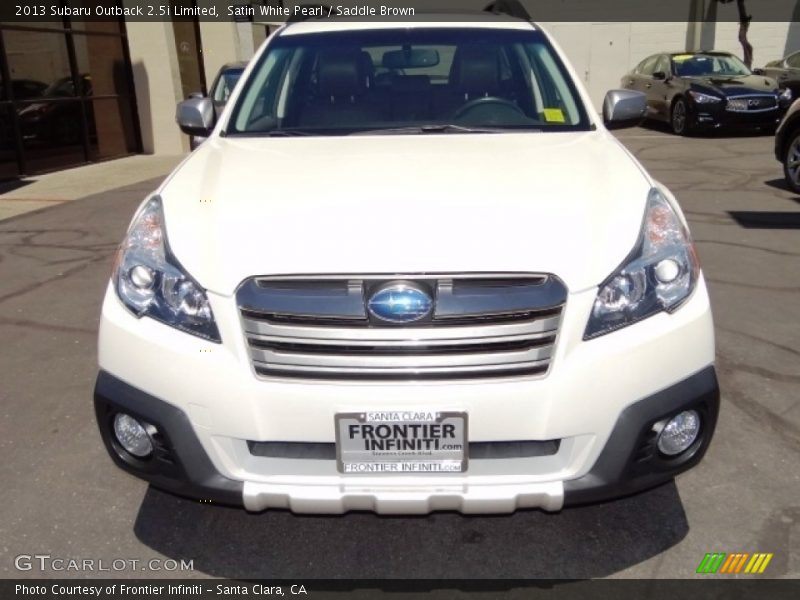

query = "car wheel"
[[783, 130, 800, 193], [671, 98, 692, 136]]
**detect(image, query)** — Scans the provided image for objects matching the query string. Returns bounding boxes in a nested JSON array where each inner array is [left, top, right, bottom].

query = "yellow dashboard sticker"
[[543, 108, 566, 123], [673, 54, 694, 61]]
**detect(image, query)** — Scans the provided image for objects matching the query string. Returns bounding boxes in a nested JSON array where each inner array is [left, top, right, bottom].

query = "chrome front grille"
[[237, 274, 566, 381], [726, 95, 777, 112]]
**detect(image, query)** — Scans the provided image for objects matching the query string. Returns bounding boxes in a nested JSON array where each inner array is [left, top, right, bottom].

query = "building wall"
[[544, 20, 800, 113], [198, 21, 244, 86], [124, 19, 186, 154]]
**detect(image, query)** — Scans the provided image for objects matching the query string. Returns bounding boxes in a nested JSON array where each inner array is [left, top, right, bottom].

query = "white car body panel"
[[161, 132, 650, 295]]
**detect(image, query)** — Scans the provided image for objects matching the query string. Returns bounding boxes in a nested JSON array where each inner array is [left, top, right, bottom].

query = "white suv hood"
[[160, 131, 651, 295]]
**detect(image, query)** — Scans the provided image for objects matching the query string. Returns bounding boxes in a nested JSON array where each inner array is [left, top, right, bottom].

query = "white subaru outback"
[[94, 10, 719, 514]]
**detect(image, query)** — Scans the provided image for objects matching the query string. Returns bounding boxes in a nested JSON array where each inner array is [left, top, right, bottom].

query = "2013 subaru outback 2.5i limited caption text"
[[94, 9, 719, 514]]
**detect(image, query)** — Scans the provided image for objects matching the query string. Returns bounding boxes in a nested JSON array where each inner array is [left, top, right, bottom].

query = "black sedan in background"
[[623, 51, 791, 135]]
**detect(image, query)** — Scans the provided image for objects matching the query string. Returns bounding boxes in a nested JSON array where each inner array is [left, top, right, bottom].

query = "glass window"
[[17, 98, 87, 173], [3, 29, 72, 97], [0, 104, 21, 179], [229, 28, 590, 136], [672, 53, 751, 77], [11, 79, 49, 100], [0, 15, 138, 177], [787, 52, 800, 69], [87, 97, 138, 160], [0, 20, 67, 31], [654, 55, 671, 76], [636, 56, 658, 75], [212, 67, 245, 103], [73, 33, 131, 97], [66, 1, 125, 33]]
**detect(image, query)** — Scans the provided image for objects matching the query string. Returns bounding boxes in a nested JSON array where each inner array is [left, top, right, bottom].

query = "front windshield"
[[227, 28, 590, 136], [672, 53, 751, 78]]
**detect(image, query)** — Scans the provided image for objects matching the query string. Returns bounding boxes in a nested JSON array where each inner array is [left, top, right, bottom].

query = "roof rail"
[[286, 3, 332, 23], [484, 0, 532, 21]]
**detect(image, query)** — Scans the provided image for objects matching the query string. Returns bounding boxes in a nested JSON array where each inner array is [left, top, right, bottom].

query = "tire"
[[670, 98, 692, 136], [783, 129, 800, 193]]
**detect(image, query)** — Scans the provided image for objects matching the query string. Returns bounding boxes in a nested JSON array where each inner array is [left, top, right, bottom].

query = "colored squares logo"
[[697, 552, 774, 574]]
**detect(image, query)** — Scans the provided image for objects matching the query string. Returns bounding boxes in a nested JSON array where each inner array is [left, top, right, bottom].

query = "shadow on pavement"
[[764, 178, 790, 192], [0, 178, 35, 195], [134, 481, 688, 579], [639, 119, 773, 138], [728, 210, 800, 229]]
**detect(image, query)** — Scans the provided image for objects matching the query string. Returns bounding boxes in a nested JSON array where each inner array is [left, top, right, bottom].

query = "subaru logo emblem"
[[367, 283, 433, 323]]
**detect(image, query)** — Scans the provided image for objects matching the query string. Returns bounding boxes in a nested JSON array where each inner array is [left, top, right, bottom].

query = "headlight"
[[687, 90, 722, 104], [584, 188, 699, 339], [113, 196, 221, 342], [780, 87, 793, 102]]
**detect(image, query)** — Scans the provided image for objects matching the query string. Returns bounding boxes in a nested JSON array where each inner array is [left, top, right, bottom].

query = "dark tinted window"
[[73, 33, 132, 97], [12, 80, 48, 100], [212, 68, 245, 103], [0, 14, 139, 178], [672, 53, 750, 77], [3, 29, 72, 94]]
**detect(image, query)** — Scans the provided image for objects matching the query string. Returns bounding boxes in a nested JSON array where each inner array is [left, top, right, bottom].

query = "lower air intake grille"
[[247, 439, 561, 459]]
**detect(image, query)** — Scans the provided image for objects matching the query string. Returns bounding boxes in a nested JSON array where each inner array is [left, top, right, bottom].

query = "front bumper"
[[691, 102, 785, 130], [95, 274, 718, 514], [94, 366, 719, 513]]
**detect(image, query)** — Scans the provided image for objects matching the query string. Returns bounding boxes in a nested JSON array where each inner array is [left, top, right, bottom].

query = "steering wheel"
[[453, 96, 525, 120]]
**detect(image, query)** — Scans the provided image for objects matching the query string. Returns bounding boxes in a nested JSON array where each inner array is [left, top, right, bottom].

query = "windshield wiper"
[[352, 124, 540, 135], [226, 129, 312, 137], [259, 130, 312, 137]]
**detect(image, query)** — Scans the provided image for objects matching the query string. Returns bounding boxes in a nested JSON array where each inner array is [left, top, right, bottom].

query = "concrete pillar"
[[123, 10, 187, 155], [236, 22, 256, 59], [198, 21, 243, 82], [197, 0, 245, 79]]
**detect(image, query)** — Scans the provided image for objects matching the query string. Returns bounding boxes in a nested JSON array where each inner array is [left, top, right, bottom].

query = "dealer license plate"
[[335, 410, 468, 474]]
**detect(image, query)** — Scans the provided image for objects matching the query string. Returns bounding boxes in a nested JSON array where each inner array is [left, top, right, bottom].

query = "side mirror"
[[752, 67, 766, 75], [652, 71, 667, 81], [603, 89, 647, 129], [176, 97, 215, 137]]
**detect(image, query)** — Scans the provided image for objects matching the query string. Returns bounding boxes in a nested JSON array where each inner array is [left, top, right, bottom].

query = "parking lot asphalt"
[[0, 126, 798, 582]]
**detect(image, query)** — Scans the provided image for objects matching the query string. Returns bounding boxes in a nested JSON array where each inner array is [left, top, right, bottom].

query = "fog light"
[[113, 413, 153, 458], [657, 410, 700, 456]]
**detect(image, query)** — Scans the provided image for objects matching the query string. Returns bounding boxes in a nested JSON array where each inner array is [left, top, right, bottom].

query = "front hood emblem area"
[[367, 283, 433, 323]]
